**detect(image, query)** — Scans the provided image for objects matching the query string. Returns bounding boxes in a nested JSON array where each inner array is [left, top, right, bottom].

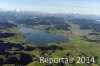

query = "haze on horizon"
[[0, 0, 100, 14]]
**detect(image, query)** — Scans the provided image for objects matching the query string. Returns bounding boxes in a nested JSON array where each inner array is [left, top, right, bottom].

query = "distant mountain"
[[0, 22, 17, 28], [69, 18, 100, 32], [0, 10, 100, 31]]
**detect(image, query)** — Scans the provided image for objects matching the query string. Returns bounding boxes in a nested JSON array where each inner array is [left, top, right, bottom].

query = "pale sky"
[[0, 0, 100, 14]]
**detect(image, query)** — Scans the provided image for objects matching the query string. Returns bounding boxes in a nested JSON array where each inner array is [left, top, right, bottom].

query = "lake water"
[[19, 27, 68, 47]]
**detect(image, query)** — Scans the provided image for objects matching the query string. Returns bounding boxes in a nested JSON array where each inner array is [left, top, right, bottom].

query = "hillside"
[[0, 11, 100, 66]]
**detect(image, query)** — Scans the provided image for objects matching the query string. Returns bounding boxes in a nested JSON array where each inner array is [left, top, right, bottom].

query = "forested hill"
[[0, 10, 100, 31], [0, 10, 100, 66]]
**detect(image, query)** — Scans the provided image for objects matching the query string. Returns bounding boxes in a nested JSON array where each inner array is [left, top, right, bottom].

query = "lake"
[[19, 27, 68, 47]]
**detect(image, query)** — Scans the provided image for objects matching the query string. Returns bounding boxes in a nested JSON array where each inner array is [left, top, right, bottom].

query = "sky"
[[0, 0, 100, 14]]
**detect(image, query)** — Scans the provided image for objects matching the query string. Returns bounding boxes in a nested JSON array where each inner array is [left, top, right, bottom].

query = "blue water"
[[19, 27, 68, 47]]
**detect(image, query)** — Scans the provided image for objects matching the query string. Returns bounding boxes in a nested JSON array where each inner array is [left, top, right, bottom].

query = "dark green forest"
[[0, 10, 100, 66]]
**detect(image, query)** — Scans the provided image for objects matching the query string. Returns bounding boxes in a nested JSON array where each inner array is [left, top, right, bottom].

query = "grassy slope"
[[26, 38, 100, 66], [26, 22, 100, 66], [0, 22, 100, 66]]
